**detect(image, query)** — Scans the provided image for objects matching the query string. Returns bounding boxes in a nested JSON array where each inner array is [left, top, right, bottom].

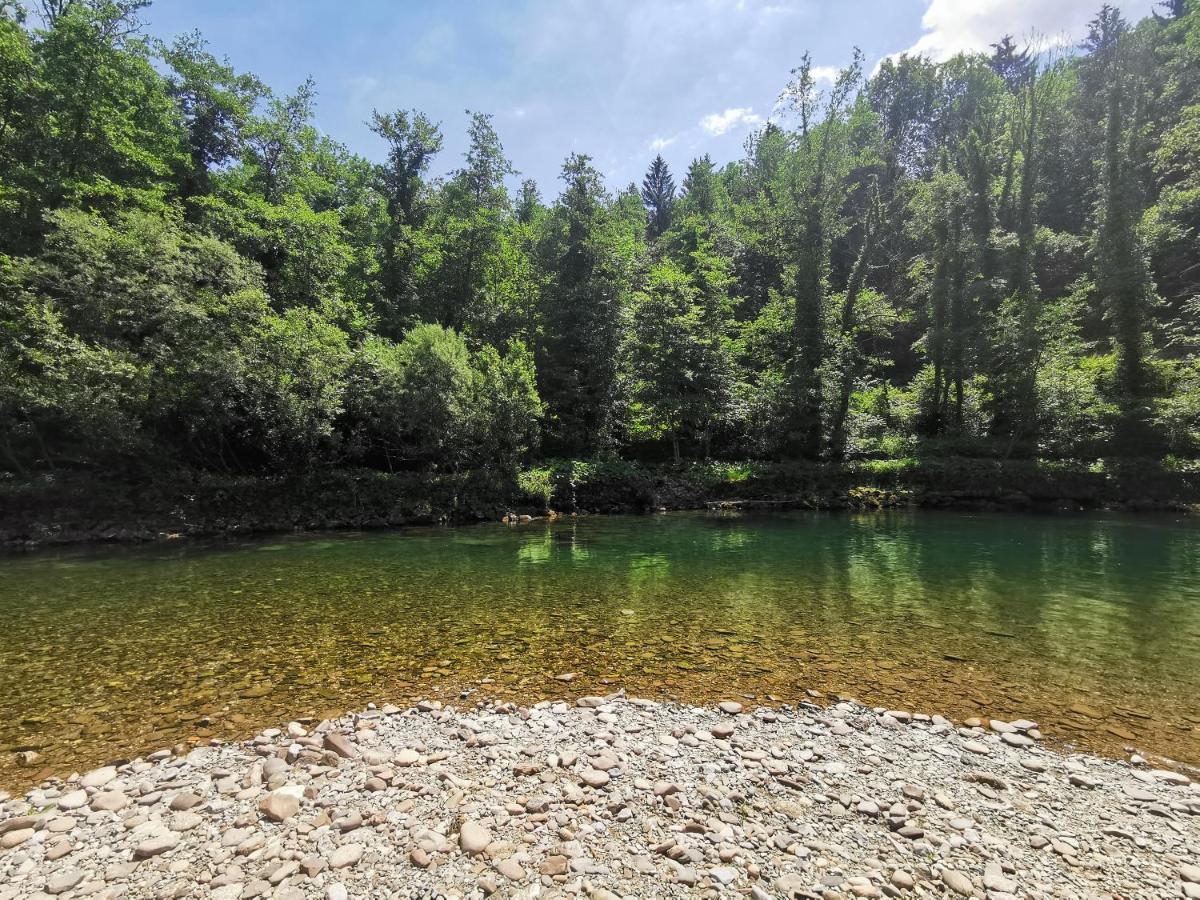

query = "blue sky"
[[140, 0, 1158, 196]]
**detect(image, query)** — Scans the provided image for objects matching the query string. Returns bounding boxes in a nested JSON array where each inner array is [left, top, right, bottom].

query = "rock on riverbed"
[[0, 696, 1197, 898]]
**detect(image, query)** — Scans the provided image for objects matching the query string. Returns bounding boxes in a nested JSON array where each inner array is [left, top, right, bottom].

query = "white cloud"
[[649, 135, 677, 152], [902, 0, 1156, 62], [699, 107, 764, 136], [811, 65, 840, 84]]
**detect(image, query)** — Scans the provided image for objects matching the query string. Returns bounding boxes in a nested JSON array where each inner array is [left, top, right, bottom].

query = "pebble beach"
[[2, 694, 1199, 899]]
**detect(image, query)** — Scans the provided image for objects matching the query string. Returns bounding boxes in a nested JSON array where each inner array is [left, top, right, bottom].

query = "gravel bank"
[[1, 695, 1198, 899]]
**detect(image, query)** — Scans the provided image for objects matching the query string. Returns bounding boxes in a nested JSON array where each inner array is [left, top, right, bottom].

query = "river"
[[1, 509, 1197, 788]]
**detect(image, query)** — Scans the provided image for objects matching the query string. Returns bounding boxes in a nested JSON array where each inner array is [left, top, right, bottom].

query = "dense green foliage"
[[2, 0, 1199, 480]]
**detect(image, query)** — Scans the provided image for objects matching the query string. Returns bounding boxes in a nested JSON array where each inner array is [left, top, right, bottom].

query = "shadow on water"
[[0, 508, 1197, 788]]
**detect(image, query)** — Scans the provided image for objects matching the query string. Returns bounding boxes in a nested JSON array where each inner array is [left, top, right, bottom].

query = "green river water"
[[1, 509, 1198, 788]]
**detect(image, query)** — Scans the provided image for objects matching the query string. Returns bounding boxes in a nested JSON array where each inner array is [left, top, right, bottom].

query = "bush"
[[342, 324, 544, 473]]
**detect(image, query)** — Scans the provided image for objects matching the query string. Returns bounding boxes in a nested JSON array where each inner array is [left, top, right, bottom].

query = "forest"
[[2, 0, 1199, 483]]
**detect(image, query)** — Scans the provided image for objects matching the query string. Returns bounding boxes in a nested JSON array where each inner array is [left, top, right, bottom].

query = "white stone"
[[80, 766, 117, 788], [459, 820, 490, 855], [329, 844, 363, 869]]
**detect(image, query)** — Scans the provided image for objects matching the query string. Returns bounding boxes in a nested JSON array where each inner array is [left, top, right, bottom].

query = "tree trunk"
[[828, 191, 880, 459]]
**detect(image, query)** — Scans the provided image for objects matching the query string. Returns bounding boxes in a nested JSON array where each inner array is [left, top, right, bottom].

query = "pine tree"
[[680, 155, 718, 219], [640, 154, 675, 239], [516, 178, 541, 225], [989, 36, 1032, 92], [538, 154, 637, 455]]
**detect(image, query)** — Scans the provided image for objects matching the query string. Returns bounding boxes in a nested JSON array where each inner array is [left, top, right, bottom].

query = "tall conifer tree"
[[640, 154, 675, 238]]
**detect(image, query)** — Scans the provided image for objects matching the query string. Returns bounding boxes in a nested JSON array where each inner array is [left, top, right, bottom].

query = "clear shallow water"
[[1, 509, 1198, 788]]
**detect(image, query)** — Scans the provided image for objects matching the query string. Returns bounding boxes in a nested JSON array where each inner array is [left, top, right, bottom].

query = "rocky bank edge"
[[1, 696, 1198, 900], [5, 459, 1199, 548]]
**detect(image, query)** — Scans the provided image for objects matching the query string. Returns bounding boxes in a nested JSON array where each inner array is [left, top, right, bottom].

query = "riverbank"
[[3, 458, 1198, 548], [0, 695, 1197, 899]]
